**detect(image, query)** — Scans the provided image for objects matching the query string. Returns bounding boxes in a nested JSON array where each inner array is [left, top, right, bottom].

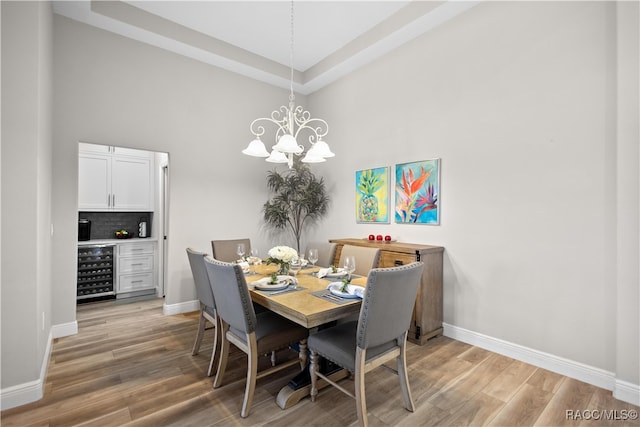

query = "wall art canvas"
[[355, 166, 390, 223], [395, 159, 440, 224]]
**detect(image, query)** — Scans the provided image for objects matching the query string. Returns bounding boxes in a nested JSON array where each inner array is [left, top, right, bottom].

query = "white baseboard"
[[614, 379, 640, 406], [443, 323, 639, 406], [0, 329, 53, 410], [52, 320, 78, 339], [163, 299, 199, 316]]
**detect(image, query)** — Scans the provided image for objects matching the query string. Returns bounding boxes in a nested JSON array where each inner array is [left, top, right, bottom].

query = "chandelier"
[[242, 1, 334, 169]]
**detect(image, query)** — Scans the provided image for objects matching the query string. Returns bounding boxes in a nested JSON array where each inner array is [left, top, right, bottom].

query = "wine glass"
[[307, 248, 318, 269], [236, 243, 246, 261], [249, 248, 259, 275], [289, 257, 302, 289], [344, 255, 356, 281]]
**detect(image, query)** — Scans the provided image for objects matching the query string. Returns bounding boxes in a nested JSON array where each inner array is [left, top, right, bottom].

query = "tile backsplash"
[[79, 212, 153, 240]]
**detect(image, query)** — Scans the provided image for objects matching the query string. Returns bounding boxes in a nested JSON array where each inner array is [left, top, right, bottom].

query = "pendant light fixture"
[[242, 1, 334, 168]]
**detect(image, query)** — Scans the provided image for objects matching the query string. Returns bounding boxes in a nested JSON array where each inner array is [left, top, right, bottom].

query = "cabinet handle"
[[112, 194, 115, 206], [131, 248, 144, 251], [131, 263, 143, 266], [131, 280, 143, 283], [107, 194, 111, 207], [394, 260, 404, 266]]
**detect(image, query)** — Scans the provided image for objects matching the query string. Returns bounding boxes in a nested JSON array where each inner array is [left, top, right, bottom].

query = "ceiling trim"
[[53, 1, 479, 95]]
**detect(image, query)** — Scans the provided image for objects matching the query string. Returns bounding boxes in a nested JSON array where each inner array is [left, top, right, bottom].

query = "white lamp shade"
[[265, 149, 289, 163], [301, 151, 327, 163], [274, 134, 303, 154], [242, 138, 270, 157], [307, 139, 335, 158]]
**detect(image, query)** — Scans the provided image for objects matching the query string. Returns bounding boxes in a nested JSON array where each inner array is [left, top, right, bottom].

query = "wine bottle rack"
[[77, 245, 116, 302]]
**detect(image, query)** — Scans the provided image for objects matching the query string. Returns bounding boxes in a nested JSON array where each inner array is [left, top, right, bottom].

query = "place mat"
[[310, 289, 358, 305], [254, 286, 306, 297]]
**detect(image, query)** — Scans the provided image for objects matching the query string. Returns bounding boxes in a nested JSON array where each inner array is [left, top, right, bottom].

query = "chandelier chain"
[[289, 0, 295, 102]]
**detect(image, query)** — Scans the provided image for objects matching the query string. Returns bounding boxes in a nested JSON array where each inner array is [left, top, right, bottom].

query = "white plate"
[[327, 283, 361, 299], [253, 275, 294, 291], [324, 268, 348, 278]]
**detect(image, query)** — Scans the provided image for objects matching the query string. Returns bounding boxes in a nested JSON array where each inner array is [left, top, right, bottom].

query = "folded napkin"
[[317, 267, 346, 278], [251, 276, 297, 287], [327, 282, 365, 298], [236, 261, 250, 273]]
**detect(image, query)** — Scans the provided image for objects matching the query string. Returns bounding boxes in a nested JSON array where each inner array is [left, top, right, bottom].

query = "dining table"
[[246, 262, 367, 409]]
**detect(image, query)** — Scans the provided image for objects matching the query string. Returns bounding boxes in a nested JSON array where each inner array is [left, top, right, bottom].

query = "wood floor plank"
[[534, 378, 596, 426], [487, 383, 554, 426], [481, 359, 537, 402], [1, 298, 637, 427]]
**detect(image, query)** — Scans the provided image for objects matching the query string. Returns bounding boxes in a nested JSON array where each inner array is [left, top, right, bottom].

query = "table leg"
[[276, 345, 347, 410]]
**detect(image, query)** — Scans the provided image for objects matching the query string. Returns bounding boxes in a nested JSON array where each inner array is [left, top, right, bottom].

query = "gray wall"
[[1, 0, 637, 404], [51, 13, 302, 316], [308, 1, 638, 386], [1, 1, 53, 388]]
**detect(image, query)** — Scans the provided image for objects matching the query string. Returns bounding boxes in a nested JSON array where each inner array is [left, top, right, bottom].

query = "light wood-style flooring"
[[1, 298, 638, 426]]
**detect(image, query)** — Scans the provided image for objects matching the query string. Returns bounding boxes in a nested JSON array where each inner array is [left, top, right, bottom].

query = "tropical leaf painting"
[[355, 167, 389, 223], [395, 159, 440, 225]]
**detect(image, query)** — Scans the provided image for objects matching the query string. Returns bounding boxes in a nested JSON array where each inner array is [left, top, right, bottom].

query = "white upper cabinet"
[[78, 143, 154, 211]]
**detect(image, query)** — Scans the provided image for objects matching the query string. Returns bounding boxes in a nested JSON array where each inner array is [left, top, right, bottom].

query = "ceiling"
[[53, 1, 479, 94]]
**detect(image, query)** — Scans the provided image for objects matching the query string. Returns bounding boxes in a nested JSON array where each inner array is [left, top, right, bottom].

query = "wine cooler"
[[77, 244, 116, 303]]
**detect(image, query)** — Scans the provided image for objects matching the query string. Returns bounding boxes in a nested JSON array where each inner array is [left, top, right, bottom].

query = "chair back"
[[186, 248, 215, 309], [305, 241, 337, 267], [338, 245, 381, 276], [204, 256, 256, 335], [211, 238, 252, 263], [357, 262, 424, 349]]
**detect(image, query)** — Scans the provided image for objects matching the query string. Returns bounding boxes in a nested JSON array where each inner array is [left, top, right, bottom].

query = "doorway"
[[76, 142, 170, 306]]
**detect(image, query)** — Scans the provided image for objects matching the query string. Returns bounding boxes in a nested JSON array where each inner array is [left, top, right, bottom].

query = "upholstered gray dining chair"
[[305, 241, 337, 267], [204, 256, 309, 418], [308, 262, 424, 427], [338, 244, 381, 276], [211, 238, 251, 263], [186, 248, 219, 377]]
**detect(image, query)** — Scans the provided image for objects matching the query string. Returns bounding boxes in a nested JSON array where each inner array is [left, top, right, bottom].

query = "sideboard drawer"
[[379, 252, 416, 268]]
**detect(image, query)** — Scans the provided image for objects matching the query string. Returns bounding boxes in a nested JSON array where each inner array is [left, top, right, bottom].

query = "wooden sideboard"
[[329, 238, 444, 345]]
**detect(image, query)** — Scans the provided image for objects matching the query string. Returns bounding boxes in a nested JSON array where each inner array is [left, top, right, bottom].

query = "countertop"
[[78, 237, 158, 246]]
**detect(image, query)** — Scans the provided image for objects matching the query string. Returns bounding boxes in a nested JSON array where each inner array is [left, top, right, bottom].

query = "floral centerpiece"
[[266, 246, 298, 275]]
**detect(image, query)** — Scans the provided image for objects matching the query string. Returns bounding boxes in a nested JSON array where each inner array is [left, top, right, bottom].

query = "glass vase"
[[277, 262, 290, 275]]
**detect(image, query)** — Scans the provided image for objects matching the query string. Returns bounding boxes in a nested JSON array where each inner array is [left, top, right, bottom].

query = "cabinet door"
[[112, 146, 151, 158], [79, 142, 111, 154], [111, 156, 153, 211], [78, 154, 111, 210]]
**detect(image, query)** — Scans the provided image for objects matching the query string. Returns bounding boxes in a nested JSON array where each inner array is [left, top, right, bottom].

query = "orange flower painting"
[[395, 159, 440, 224]]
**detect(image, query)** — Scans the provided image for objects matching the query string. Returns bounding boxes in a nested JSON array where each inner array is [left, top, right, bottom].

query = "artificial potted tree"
[[263, 162, 330, 254]]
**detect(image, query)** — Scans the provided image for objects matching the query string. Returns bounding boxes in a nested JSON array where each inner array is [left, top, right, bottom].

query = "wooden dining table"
[[247, 262, 367, 409]]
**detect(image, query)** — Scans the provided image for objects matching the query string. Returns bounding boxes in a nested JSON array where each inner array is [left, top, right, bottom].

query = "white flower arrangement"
[[267, 246, 298, 263]]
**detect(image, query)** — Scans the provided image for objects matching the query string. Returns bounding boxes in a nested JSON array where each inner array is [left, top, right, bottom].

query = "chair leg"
[[206, 315, 221, 377], [355, 348, 368, 427], [397, 337, 415, 412], [192, 308, 206, 355], [213, 324, 230, 389], [309, 350, 319, 402], [241, 334, 259, 418]]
